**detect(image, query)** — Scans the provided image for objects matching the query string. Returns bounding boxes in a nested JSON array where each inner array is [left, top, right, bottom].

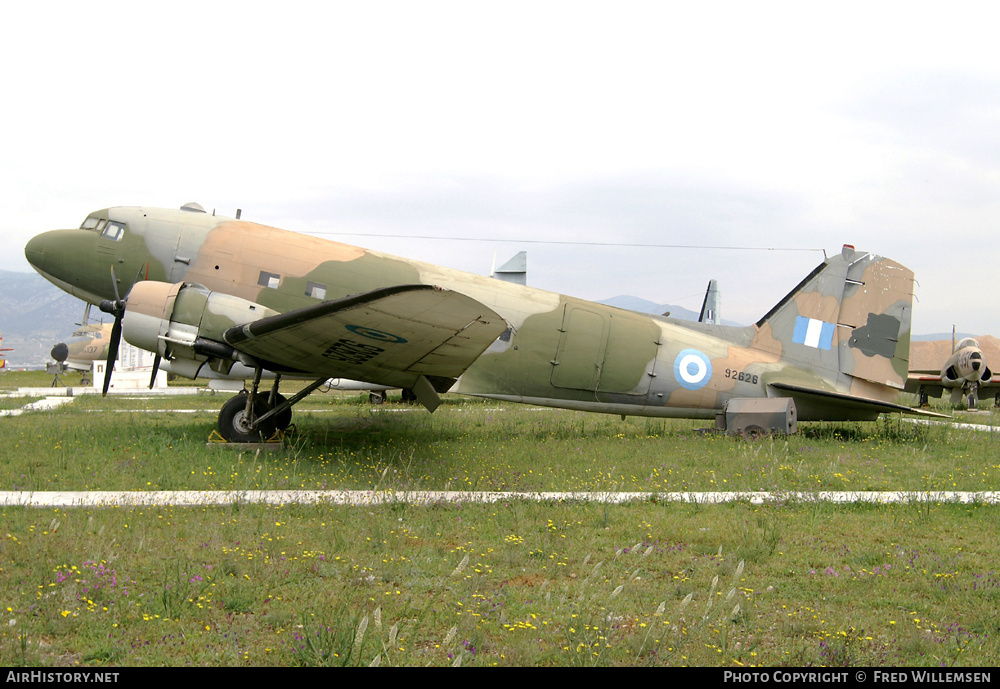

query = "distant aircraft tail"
[[698, 279, 720, 325], [491, 251, 527, 286], [755, 244, 913, 391]]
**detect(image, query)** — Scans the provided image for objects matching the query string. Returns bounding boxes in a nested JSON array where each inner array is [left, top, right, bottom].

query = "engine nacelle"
[[942, 364, 961, 385], [122, 281, 278, 364]]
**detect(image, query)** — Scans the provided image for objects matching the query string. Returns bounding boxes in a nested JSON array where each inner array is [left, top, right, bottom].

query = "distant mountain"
[[599, 295, 697, 320], [599, 295, 742, 326], [0, 270, 94, 368], [911, 332, 976, 342], [910, 335, 1000, 373]]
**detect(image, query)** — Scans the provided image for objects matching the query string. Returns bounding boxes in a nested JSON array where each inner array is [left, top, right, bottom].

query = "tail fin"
[[698, 279, 720, 325], [492, 251, 527, 286], [756, 245, 913, 389]]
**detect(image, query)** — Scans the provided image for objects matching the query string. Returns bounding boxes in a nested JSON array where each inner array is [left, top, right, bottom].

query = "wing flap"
[[224, 285, 508, 388]]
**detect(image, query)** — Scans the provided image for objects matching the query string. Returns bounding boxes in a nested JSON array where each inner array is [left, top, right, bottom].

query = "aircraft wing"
[[767, 382, 951, 420], [223, 284, 508, 392], [904, 373, 944, 395], [903, 373, 1000, 395]]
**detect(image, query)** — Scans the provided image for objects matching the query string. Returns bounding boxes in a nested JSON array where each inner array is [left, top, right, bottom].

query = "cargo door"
[[550, 306, 607, 391], [598, 310, 660, 395]]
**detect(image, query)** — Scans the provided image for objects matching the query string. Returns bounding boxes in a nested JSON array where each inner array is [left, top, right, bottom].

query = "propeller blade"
[[98, 265, 133, 397], [102, 316, 122, 397], [149, 354, 161, 389], [110, 265, 122, 302]]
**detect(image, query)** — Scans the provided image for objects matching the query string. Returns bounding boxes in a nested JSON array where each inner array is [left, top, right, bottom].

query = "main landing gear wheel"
[[270, 392, 292, 431], [218, 392, 277, 443]]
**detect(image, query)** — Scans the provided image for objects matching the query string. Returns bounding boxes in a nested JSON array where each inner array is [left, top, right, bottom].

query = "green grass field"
[[2, 371, 999, 666]]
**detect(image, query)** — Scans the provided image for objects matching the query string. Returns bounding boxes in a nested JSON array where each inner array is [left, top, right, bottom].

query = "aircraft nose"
[[51, 342, 69, 362], [24, 229, 78, 278], [23, 228, 110, 301], [24, 232, 47, 270]]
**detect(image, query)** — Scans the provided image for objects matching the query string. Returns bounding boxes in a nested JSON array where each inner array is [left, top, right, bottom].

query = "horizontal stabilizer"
[[768, 382, 950, 421]]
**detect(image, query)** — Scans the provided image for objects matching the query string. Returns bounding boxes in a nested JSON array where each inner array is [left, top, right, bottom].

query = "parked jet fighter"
[[25, 203, 938, 442], [906, 331, 1000, 408]]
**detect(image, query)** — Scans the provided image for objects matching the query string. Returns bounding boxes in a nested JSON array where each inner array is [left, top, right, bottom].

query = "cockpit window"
[[100, 221, 126, 241], [79, 217, 125, 240], [81, 217, 109, 233], [958, 338, 980, 350]]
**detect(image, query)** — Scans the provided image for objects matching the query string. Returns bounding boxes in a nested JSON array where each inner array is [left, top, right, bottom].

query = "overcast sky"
[[4, 1, 999, 335]]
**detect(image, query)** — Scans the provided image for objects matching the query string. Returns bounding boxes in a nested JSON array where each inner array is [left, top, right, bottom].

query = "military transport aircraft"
[[50, 323, 113, 385], [906, 331, 1000, 409], [25, 203, 937, 442]]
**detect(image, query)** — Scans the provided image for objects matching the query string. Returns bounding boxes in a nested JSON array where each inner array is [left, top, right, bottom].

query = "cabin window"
[[258, 271, 281, 289], [101, 221, 125, 241], [306, 281, 327, 300]]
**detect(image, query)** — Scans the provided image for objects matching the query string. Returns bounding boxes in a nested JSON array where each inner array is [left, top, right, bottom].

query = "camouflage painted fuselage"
[[25, 205, 917, 421]]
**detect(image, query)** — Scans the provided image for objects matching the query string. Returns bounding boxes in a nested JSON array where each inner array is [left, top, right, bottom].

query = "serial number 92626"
[[725, 369, 759, 385]]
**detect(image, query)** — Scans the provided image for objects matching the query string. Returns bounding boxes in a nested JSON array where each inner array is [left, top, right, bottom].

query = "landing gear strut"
[[266, 375, 292, 431], [215, 371, 330, 443], [967, 382, 979, 410]]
